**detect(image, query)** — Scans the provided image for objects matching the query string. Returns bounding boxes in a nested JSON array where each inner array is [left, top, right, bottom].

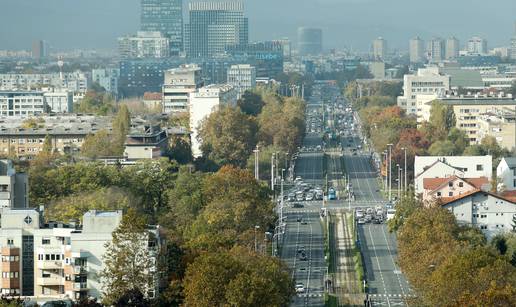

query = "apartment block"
[[162, 64, 203, 113], [397, 67, 450, 115], [0, 73, 89, 93], [227, 64, 256, 99], [477, 112, 516, 151], [118, 31, 170, 59], [189, 84, 237, 157], [124, 125, 168, 160], [0, 209, 161, 302], [0, 160, 28, 209], [91, 69, 120, 96]]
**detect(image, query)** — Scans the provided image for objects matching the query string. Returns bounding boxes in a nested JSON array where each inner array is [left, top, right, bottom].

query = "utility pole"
[[253, 146, 260, 181], [403, 147, 407, 192], [387, 144, 393, 202], [271, 153, 275, 191]]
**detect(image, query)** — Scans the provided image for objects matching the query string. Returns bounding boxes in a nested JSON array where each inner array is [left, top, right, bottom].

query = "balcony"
[[0, 191, 10, 199], [38, 261, 62, 269], [73, 282, 88, 291], [37, 276, 63, 286], [73, 266, 87, 275]]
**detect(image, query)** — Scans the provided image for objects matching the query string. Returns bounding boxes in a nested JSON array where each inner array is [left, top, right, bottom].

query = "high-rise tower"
[[141, 0, 183, 55]]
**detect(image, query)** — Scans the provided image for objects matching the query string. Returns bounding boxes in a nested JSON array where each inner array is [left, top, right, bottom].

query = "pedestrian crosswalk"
[[297, 293, 324, 298], [368, 293, 415, 298]]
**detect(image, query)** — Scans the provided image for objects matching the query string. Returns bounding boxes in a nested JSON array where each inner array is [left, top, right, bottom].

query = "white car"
[[386, 209, 396, 220], [295, 283, 305, 293]]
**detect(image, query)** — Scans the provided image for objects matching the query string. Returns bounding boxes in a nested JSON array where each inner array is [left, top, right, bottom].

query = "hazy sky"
[[1, 0, 516, 52]]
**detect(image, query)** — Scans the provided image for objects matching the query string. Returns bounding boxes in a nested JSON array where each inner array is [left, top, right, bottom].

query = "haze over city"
[[2, 0, 516, 50]]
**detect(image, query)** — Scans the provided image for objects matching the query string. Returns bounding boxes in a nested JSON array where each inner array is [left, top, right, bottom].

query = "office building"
[[445, 37, 460, 60], [427, 38, 445, 63], [0, 160, 28, 209], [297, 27, 323, 56], [441, 190, 516, 239], [0, 208, 162, 301], [32, 40, 47, 61], [225, 41, 284, 78], [189, 84, 237, 157], [91, 69, 120, 96], [141, 0, 183, 55], [187, 2, 248, 58], [467, 36, 488, 55], [227, 64, 256, 99], [497, 157, 516, 191], [118, 31, 170, 59], [409, 36, 425, 63], [162, 64, 204, 113], [372, 37, 387, 61], [274, 38, 292, 60], [397, 67, 450, 115]]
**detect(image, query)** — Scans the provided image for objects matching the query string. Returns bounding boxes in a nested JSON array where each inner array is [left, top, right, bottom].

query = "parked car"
[[295, 283, 305, 293], [357, 218, 366, 224]]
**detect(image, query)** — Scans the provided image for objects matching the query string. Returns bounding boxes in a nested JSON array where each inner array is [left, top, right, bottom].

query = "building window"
[[42, 238, 50, 245], [458, 182, 464, 187], [7, 239, 13, 245], [476, 165, 483, 171], [513, 179, 516, 188], [449, 192, 453, 197], [448, 182, 453, 187], [437, 192, 442, 197], [480, 225, 487, 230]]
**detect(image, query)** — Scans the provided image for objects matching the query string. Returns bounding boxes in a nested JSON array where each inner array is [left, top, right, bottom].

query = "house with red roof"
[[422, 176, 490, 203]]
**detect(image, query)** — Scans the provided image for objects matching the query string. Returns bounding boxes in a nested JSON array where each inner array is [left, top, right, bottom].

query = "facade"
[[0, 209, 161, 301], [397, 67, 450, 115], [482, 75, 516, 89], [477, 112, 516, 151], [189, 84, 237, 157], [0, 160, 28, 209], [427, 37, 445, 63], [297, 27, 323, 56], [0, 73, 89, 93], [187, 1, 248, 58], [141, 0, 183, 55], [512, 21, 516, 60], [497, 157, 516, 191], [0, 114, 112, 158], [367, 62, 385, 79], [0, 91, 47, 117], [441, 190, 516, 239], [372, 37, 387, 61], [422, 175, 489, 203], [414, 156, 493, 195], [118, 31, 170, 59], [274, 38, 291, 60], [142, 92, 162, 110], [227, 64, 256, 99], [445, 37, 460, 60], [32, 40, 47, 61], [43, 91, 73, 114], [409, 37, 425, 63], [225, 41, 284, 78], [91, 69, 120, 96], [467, 36, 488, 55], [124, 125, 168, 160], [162, 64, 204, 113]]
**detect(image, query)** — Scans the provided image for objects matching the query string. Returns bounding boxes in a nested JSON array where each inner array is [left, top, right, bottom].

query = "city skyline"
[[1, 0, 516, 52]]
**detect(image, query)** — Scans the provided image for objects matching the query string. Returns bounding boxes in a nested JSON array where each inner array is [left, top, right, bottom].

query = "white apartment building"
[[118, 31, 170, 59], [397, 67, 450, 115], [477, 112, 516, 151], [189, 84, 237, 157], [0, 160, 28, 209], [0, 91, 47, 117], [227, 64, 256, 99], [43, 90, 73, 113], [427, 38, 445, 63], [442, 190, 516, 239], [0, 209, 161, 303], [409, 37, 425, 63], [414, 155, 493, 195], [91, 69, 120, 96], [162, 64, 204, 114], [372, 37, 387, 60], [467, 36, 488, 55], [497, 157, 516, 191], [0, 73, 89, 93], [445, 37, 460, 60]]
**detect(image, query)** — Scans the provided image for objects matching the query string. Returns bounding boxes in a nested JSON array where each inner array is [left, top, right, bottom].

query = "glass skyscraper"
[[187, 2, 248, 58], [141, 0, 183, 55]]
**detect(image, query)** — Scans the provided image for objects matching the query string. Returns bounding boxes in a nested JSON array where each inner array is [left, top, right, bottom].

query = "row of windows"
[[38, 254, 64, 261], [1, 256, 19, 262], [410, 82, 445, 87], [1, 288, 20, 295], [1, 272, 19, 278]]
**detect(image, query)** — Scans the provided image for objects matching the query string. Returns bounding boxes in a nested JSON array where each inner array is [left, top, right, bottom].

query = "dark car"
[[293, 203, 304, 208]]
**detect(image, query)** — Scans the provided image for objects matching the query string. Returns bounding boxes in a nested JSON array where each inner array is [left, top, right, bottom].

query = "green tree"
[[447, 127, 470, 154], [237, 90, 265, 116], [429, 101, 456, 141], [100, 209, 153, 306], [428, 140, 456, 156], [198, 106, 258, 168], [387, 192, 421, 232], [112, 104, 131, 155], [81, 130, 116, 158]]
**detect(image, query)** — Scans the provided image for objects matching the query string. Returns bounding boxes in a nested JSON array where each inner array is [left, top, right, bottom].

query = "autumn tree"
[[428, 101, 456, 141], [183, 247, 294, 307], [198, 106, 258, 168], [112, 104, 131, 155], [237, 90, 265, 116], [100, 209, 154, 306], [81, 130, 116, 158]]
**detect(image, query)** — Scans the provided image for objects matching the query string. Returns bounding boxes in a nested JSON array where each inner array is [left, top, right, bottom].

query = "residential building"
[[32, 40, 47, 61], [497, 157, 516, 191], [367, 62, 385, 79], [372, 37, 387, 61], [0, 73, 89, 93], [141, 0, 183, 55], [118, 31, 170, 59], [0, 114, 112, 158], [162, 64, 204, 113], [227, 64, 256, 99], [482, 74, 516, 89], [422, 175, 489, 203], [0, 208, 162, 301], [441, 190, 516, 238], [297, 27, 323, 56], [189, 84, 237, 157], [414, 155, 493, 195], [477, 112, 516, 151], [445, 37, 460, 60], [397, 67, 450, 115], [427, 37, 445, 63], [43, 90, 73, 114], [0, 160, 28, 209], [409, 36, 425, 63], [124, 124, 168, 160], [467, 36, 488, 55], [0, 91, 48, 117], [91, 69, 120, 96], [142, 92, 162, 110], [187, 1, 248, 58]]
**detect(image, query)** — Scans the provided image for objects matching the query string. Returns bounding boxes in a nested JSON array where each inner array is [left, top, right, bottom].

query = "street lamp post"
[[383, 150, 388, 193], [253, 146, 260, 181], [271, 153, 275, 191], [387, 144, 393, 202], [254, 225, 260, 252], [401, 147, 407, 193]]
